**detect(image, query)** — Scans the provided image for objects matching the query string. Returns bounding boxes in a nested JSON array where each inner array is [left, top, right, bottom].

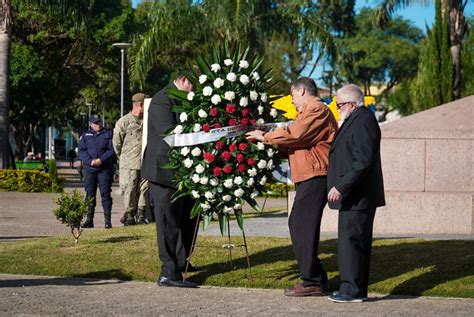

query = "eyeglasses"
[[336, 101, 353, 109]]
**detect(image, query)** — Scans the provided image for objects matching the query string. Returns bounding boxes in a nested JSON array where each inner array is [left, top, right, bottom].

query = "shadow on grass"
[[0, 270, 130, 288], [189, 238, 474, 296], [99, 236, 142, 243]]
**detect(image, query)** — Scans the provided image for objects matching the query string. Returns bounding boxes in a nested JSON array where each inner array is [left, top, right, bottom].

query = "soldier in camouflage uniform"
[[113, 93, 149, 225]]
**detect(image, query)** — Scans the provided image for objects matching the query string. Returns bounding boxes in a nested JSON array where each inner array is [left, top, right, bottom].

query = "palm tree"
[[0, 0, 85, 169], [376, 0, 469, 99]]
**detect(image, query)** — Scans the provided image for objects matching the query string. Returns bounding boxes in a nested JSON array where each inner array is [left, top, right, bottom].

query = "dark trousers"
[[337, 207, 376, 297], [149, 182, 199, 280], [83, 168, 113, 220], [289, 176, 328, 286]]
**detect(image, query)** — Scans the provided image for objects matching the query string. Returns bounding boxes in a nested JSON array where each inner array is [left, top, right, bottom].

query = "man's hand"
[[91, 159, 102, 167], [245, 130, 265, 142], [328, 186, 341, 202]]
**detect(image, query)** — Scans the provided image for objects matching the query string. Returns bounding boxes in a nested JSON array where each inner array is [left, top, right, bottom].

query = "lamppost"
[[112, 42, 132, 117]]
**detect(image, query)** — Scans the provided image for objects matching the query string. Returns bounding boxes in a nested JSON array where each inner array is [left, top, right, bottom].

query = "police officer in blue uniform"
[[78, 114, 115, 228]]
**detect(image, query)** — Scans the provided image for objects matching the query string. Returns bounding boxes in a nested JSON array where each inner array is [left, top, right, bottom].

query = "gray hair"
[[337, 84, 365, 107]]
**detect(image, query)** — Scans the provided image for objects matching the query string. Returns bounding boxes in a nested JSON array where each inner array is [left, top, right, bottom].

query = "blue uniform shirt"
[[78, 128, 115, 170]]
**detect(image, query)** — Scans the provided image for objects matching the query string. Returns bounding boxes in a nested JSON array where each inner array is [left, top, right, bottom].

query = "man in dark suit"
[[326, 84, 385, 303], [141, 72, 200, 288]]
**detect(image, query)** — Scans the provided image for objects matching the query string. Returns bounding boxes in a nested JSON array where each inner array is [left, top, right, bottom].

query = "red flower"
[[236, 154, 245, 163], [240, 118, 249, 126], [238, 164, 247, 172], [228, 118, 237, 126], [249, 118, 257, 125], [223, 165, 233, 174], [241, 107, 250, 117], [210, 108, 218, 117], [229, 143, 237, 152], [202, 123, 211, 132], [215, 140, 224, 149], [226, 104, 236, 113], [247, 158, 255, 166], [213, 167, 222, 177], [203, 152, 215, 163], [238, 143, 248, 151], [221, 151, 231, 161], [214, 123, 222, 129]]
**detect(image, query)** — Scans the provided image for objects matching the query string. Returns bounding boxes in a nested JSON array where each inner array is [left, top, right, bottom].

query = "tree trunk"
[[0, 0, 11, 169], [448, 2, 467, 99]]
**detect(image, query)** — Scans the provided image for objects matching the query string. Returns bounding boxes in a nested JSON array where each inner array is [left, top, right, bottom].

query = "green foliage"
[[411, 0, 453, 112], [0, 170, 64, 193], [460, 17, 474, 97], [53, 190, 91, 243], [264, 182, 295, 198]]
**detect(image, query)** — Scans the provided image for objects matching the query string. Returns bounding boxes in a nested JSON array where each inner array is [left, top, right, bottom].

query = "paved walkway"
[[1, 274, 474, 316]]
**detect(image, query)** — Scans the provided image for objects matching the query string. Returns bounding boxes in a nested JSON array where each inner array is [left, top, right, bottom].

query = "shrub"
[[0, 169, 64, 192], [263, 182, 295, 197], [53, 190, 92, 243]]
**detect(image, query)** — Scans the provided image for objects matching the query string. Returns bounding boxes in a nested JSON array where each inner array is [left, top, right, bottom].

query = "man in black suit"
[[141, 72, 200, 288], [326, 84, 385, 303]]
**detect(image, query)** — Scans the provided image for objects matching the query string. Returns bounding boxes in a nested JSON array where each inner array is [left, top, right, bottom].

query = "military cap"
[[132, 93, 149, 103], [89, 114, 102, 123]]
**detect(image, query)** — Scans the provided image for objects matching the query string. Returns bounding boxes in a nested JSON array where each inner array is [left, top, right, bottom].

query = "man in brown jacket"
[[246, 77, 337, 296]]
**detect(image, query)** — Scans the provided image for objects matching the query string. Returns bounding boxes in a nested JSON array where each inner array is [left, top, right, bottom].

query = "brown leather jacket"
[[264, 98, 337, 183]]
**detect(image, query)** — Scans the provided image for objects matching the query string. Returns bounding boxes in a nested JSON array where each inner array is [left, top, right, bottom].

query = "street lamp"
[[112, 42, 132, 117]]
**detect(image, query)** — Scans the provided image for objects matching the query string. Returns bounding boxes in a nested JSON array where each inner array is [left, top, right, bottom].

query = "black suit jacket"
[[327, 107, 385, 210], [141, 83, 179, 187]]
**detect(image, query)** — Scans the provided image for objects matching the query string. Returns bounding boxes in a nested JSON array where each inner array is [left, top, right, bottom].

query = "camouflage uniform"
[[113, 112, 148, 224]]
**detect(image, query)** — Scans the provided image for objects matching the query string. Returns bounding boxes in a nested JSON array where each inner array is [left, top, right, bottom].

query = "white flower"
[[251, 191, 259, 199], [257, 118, 265, 124], [193, 123, 201, 132], [224, 59, 233, 66], [252, 72, 260, 80], [239, 97, 248, 107], [195, 164, 205, 174], [239, 60, 249, 68], [173, 125, 183, 134], [224, 179, 233, 188], [199, 74, 207, 84], [203, 86, 213, 96], [247, 178, 255, 186], [191, 190, 200, 198], [192, 174, 200, 183], [213, 77, 224, 89], [181, 147, 190, 156], [270, 108, 278, 118], [234, 188, 244, 198], [257, 159, 267, 170], [183, 158, 193, 168], [198, 109, 207, 118], [226, 72, 237, 82], [267, 148, 274, 157], [234, 203, 243, 210], [179, 112, 188, 122], [210, 178, 219, 186], [267, 159, 274, 170], [260, 93, 268, 102], [257, 106, 264, 115], [234, 176, 243, 185], [247, 168, 257, 177], [224, 91, 235, 101], [187, 92, 195, 101], [211, 94, 221, 105], [200, 203, 211, 211], [223, 195, 232, 202], [259, 176, 267, 185], [191, 147, 201, 156], [223, 206, 233, 214], [205, 191, 214, 199], [250, 91, 259, 101], [200, 176, 209, 185], [211, 63, 221, 72], [257, 142, 265, 150], [239, 74, 249, 85]]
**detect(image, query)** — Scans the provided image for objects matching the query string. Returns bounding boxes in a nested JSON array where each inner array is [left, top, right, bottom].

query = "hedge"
[[0, 170, 64, 193]]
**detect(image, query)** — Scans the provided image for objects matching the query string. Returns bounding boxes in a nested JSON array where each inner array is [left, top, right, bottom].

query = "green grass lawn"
[[1, 224, 473, 298]]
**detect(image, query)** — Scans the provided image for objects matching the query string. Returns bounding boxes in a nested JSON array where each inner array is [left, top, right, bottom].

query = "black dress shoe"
[[82, 220, 94, 228], [157, 276, 197, 288], [186, 264, 204, 272]]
